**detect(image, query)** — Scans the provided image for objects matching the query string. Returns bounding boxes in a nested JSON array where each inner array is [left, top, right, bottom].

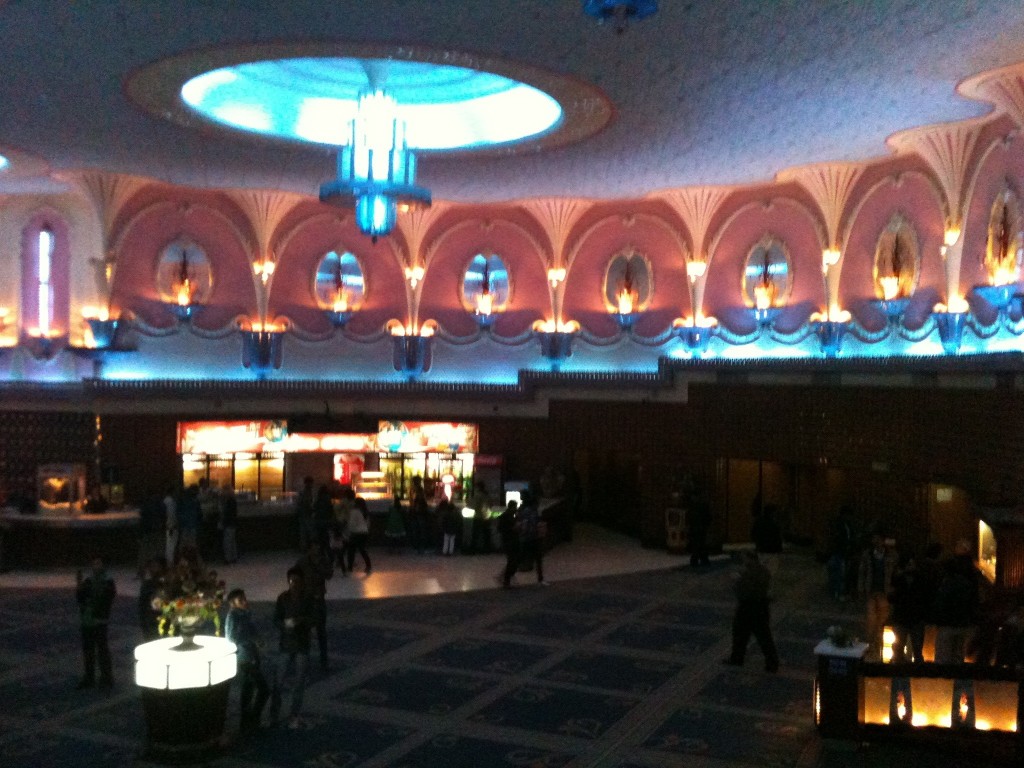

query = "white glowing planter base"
[[135, 635, 237, 691]]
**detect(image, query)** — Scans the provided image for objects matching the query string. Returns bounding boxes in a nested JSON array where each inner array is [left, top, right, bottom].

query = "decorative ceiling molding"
[[887, 121, 984, 225], [522, 198, 589, 266], [959, 62, 1024, 131], [778, 162, 864, 250]]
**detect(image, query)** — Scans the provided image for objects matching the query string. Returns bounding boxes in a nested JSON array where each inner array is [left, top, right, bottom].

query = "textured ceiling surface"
[[1, 0, 1023, 202]]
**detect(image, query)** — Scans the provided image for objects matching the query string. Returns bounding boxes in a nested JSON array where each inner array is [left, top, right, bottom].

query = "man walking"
[[723, 551, 779, 672], [76, 556, 117, 689]]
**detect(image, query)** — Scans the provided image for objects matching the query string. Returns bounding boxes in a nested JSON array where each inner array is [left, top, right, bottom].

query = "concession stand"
[[176, 419, 483, 548]]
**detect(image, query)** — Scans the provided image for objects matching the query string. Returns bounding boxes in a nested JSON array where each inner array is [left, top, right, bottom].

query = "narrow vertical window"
[[37, 227, 54, 335]]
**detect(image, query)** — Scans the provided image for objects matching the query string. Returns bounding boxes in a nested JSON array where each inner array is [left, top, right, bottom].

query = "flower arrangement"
[[826, 624, 852, 648], [154, 560, 226, 638]]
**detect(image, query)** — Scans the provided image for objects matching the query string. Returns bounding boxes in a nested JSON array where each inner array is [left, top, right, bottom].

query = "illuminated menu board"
[[377, 421, 479, 453]]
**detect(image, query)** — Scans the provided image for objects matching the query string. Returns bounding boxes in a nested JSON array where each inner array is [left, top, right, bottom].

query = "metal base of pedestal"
[[140, 680, 231, 764]]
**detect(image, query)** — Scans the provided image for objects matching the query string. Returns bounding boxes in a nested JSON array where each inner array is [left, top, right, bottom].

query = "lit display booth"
[[815, 645, 1023, 759], [0, 463, 139, 567], [135, 634, 237, 762]]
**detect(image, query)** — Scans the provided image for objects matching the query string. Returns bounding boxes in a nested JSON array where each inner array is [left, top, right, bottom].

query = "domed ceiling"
[[2, 0, 1023, 202]]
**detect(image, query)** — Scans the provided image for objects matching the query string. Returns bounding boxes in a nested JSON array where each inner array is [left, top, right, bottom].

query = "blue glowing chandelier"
[[582, 0, 658, 30], [319, 87, 431, 241]]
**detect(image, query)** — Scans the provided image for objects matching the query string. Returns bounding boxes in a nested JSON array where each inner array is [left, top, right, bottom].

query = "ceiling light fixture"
[[320, 86, 431, 241], [582, 0, 658, 33]]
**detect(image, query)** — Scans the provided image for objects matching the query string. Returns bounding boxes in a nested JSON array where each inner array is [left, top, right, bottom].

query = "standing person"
[[76, 556, 117, 689], [295, 476, 315, 552], [330, 488, 353, 575], [220, 485, 239, 565], [312, 484, 334, 556], [470, 480, 492, 553], [295, 542, 332, 671], [344, 497, 372, 576], [177, 484, 201, 554], [270, 567, 313, 729], [137, 557, 164, 641], [751, 504, 784, 596], [409, 476, 430, 554], [687, 484, 712, 567], [888, 553, 925, 663], [198, 478, 220, 563], [723, 550, 779, 672], [858, 533, 897, 661], [516, 491, 548, 585], [498, 500, 521, 588], [137, 491, 166, 577], [225, 588, 270, 732], [932, 539, 981, 664], [439, 498, 460, 556], [163, 486, 179, 567], [825, 506, 854, 601]]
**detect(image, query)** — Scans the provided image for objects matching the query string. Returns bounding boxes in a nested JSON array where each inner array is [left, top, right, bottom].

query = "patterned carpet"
[[0, 551, 1009, 767]]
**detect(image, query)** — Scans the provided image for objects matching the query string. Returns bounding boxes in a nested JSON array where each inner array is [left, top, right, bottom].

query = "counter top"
[[1, 507, 139, 528]]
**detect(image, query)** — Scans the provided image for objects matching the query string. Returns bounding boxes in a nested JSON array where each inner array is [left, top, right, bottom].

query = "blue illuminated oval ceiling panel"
[[180, 58, 563, 151]]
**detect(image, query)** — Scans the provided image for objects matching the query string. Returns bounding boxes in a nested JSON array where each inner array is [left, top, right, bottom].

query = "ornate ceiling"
[[2, 1, 1024, 203]]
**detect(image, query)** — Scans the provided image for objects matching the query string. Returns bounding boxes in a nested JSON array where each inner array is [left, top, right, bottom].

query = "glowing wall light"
[[809, 306, 852, 358], [547, 267, 566, 288], [81, 306, 120, 350], [388, 320, 435, 378], [532, 319, 579, 364], [239, 321, 286, 377], [932, 299, 969, 354], [672, 316, 716, 356]]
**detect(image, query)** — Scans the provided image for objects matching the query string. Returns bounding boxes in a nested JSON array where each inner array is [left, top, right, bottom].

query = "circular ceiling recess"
[[128, 43, 612, 155]]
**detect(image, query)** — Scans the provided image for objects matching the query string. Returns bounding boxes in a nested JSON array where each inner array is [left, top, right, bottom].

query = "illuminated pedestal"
[[814, 640, 868, 739], [135, 635, 237, 762]]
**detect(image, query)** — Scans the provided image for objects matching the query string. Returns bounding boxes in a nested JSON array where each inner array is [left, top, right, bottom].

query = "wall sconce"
[[809, 306, 851, 358], [22, 328, 65, 361], [685, 259, 707, 282], [932, 299, 969, 354], [547, 267, 566, 288], [252, 259, 275, 285], [821, 247, 841, 273], [240, 321, 285, 377], [404, 265, 425, 289], [81, 306, 121, 350], [532, 319, 579, 365], [672, 316, 716, 356], [327, 288, 353, 327], [613, 264, 639, 329], [0, 307, 13, 344], [388, 320, 435, 378], [940, 225, 961, 258]]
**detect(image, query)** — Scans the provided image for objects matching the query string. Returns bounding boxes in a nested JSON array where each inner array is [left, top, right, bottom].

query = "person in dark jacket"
[[498, 500, 521, 588], [295, 542, 332, 670], [225, 588, 269, 731], [76, 556, 117, 688], [270, 567, 313, 729], [723, 551, 779, 672]]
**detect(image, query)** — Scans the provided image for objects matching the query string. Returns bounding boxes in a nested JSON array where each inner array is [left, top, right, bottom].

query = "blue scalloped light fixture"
[[583, 0, 658, 32], [180, 57, 563, 240]]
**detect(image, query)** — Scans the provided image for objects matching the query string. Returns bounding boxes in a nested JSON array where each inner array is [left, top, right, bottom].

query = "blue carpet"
[[2, 732, 138, 768], [365, 596, 492, 627], [235, 714, 414, 766], [602, 621, 722, 655], [323, 624, 426, 659], [337, 666, 493, 714], [488, 609, 608, 640], [538, 591, 645, 618], [545, 650, 686, 694], [419, 636, 554, 674], [642, 602, 732, 628], [392, 733, 578, 768], [472, 683, 641, 739], [644, 705, 811, 766], [699, 670, 810, 717]]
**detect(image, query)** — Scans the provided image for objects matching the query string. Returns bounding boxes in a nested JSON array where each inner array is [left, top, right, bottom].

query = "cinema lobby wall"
[[2, 113, 1024, 563]]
